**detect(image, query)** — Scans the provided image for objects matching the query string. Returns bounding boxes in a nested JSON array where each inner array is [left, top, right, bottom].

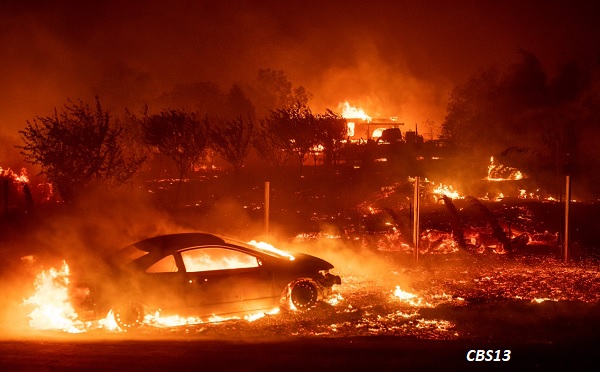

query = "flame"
[[0, 166, 30, 184], [324, 293, 344, 306], [339, 101, 372, 122], [485, 156, 524, 181], [182, 249, 260, 272], [432, 183, 462, 201], [22, 261, 86, 333], [247, 240, 295, 261], [392, 286, 427, 307]]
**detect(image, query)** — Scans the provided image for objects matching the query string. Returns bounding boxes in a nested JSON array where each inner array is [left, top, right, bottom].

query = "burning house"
[[346, 118, 405, 143]]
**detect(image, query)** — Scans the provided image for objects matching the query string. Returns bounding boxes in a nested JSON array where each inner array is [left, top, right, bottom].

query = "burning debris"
[[1, 166, 34, 212], [485, 156, 524, 181]]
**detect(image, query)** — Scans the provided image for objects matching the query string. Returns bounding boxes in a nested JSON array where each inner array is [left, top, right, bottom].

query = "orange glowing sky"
[[0, 1, 598, 143]]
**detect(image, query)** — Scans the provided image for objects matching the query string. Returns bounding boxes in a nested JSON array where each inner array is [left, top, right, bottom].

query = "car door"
[[180, 246, 277, 316], [138, 253, 187, 310]]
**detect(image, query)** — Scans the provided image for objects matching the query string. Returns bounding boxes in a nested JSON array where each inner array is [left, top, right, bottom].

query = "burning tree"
[[210, 116, 255, 173], [17, 98, 145, 201], [142, 109, 209, 194]]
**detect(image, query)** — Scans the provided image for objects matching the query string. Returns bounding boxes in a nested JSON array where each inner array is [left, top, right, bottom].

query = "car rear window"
[[114, 245, 148, 265]]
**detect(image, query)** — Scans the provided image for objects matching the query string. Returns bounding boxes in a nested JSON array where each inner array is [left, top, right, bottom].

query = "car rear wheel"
[[286, 279, 319, 310], [113, 302, 144, 330]]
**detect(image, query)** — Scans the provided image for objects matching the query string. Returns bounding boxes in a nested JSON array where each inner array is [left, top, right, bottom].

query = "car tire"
[[113, 301, 145, 330], [285, 279, 319, 310]]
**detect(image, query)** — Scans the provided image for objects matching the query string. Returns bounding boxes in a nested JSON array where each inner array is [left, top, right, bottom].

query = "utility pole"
[[564, 175, 571, 262], [264, 181, 270, 235], [413, 176, 420, 263]]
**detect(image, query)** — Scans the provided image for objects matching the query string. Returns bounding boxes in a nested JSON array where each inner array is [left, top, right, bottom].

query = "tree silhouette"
[[142, 109, 209, 196], [210, 116, 255, 173], [225, 84, 256, 121], [249, 68, 312, 118], [254, 117, 292, 171], [255, 106, 347, 172], [441, 51, 600, 196], [315, 110, 347, 167], [17, 97, 145, 201], [262, 105, 316, 174]]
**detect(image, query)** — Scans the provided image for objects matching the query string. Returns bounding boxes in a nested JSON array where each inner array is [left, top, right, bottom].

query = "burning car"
[[74, 233, 341, 330]]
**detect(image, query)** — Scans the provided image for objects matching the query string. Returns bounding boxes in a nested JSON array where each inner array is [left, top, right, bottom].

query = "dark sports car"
[[75, 233, 341, 330]]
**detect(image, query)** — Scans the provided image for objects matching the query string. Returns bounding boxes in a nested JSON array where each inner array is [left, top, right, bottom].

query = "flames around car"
[[73, 233, 341, 330]]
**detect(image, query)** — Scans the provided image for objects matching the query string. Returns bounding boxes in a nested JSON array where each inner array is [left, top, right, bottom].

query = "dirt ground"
[[0, 333, 598, 371]]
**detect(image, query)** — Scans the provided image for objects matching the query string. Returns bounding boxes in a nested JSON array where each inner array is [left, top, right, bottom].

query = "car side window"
[[146, 255, 179, 273], [181, 247, 259, 272]]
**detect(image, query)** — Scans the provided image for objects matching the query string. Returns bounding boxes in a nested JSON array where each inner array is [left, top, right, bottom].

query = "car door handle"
[[189, 278, 209, 285]]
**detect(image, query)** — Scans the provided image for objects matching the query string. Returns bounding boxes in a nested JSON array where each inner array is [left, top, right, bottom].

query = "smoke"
[[0, 181, 187, 336], [2, 0, 600, 339], [2, 0, 598, 145]]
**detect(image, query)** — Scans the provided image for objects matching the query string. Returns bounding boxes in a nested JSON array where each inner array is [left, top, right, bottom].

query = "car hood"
[[290, 252, 334, 271]]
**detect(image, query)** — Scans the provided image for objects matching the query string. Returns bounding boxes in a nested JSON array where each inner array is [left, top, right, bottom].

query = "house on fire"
[[346, 117, 402, 142]]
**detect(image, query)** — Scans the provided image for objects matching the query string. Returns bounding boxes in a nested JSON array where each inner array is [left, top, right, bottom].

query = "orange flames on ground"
[[393, 286, 423, 307], [431, 182, 463, 201]]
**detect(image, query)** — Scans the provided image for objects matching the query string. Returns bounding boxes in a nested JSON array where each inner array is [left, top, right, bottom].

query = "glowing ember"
[[324, 293, 344, 306], [247, 240, 295, 261], [339, 101, 372, 122], [22, 262, 86, 333]]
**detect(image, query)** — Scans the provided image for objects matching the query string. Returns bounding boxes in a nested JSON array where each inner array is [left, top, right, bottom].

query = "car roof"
[[132, 233, 228, 253], [121, 232, 294, 261]]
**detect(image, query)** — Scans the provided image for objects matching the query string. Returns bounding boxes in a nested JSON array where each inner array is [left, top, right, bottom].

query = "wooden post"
[[264, 181, 270, 235], [564, 175, 571, 262], [413, 176, 420, 263]]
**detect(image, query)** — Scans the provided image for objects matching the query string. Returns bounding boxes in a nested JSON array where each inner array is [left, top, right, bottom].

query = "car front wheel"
[[113, 301, 145, 330], [283, 279, 319, 310]]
